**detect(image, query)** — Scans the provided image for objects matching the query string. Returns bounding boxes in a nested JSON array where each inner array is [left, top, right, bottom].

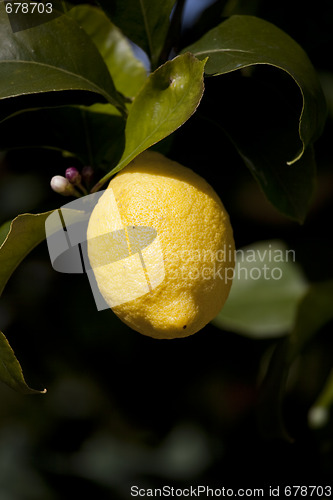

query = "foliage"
[[0, 0, 331, 458]]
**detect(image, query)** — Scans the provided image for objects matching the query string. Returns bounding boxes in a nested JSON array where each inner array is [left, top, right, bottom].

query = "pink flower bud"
[[65, 167, 82, 185]]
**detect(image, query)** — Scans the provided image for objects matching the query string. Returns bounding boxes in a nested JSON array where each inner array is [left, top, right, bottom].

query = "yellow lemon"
[[87, 151, 235, 339]]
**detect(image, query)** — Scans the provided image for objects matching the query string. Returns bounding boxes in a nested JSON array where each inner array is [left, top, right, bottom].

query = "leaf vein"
[[194, 48, 253, 57], [0, 60, 111, 102]]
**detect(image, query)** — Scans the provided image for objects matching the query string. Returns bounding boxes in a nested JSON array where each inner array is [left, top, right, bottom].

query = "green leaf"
[[93, 53, 207, 191], [0, 105, 125, 170], [0, 220, 11, 247], [69, 5, 147, 99], [0, 3, 126, 122], [119, 52, 206, 164], [0, 212, 53, 297], [0, 213, 53, 394], [231, 123, 317, 225], [0, 207, 92, 394], [0, 208, 90, 298], [204, 72, 317, 222], [183, 15, 327, 163], [0, 209, 86, 394], [213, 240, 308, 338], [0, 330, 46, 394], [97, 0, 176, 69]]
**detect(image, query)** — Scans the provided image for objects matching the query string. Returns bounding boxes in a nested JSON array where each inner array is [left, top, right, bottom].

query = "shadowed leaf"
[[0, 212, 53, 296], [0, 106, 125, 170], [258, 280, 333, 440], [183, 15, 326, 222], [0, 330, 46, 394], [183, 15, 327, 162], [0, 3, 126, 122]]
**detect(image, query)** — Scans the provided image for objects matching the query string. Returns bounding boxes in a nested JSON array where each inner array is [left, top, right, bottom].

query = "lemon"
[[87, 151, 235, 339]]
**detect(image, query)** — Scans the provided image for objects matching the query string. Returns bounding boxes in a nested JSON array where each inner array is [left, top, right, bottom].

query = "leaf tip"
[[17, 381, 47, 396], [287, 148, 304, 166]]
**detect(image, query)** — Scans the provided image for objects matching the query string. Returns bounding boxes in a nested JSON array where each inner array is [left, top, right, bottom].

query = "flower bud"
[[65, 167, 82, 185], [81, 165, 94, 185], [51, 175, 77, 196]]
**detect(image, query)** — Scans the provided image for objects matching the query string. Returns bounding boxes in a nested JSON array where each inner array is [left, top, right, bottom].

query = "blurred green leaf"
[[97, 0, 176, 69], [213, 240, 308, 337], [312, 369, 333, 410], [93, 53, 207, 190], [0, 106, 125, 169], [258, 280, 333, 440], [308, 368, 333, 430], [183, 15, 327, 163], [0, 3, 126, 122], [288, 280, 333, 360], [69, 5, 147, 99], [0, 330, 46, 394], [257, 339, 292, 441]]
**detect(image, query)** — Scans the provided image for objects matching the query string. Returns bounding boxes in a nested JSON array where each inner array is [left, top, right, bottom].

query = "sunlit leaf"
[[69, 5, 147, 99], [93, 53, 207, 190], [213, 240, 308, 337], [97, 0, 176, 69]]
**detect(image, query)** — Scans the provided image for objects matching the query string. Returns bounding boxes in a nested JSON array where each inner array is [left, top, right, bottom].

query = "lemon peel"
[[87, 151, 235, 339]]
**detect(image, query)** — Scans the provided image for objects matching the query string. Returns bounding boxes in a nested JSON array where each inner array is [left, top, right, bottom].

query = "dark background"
[[0, 1, 333, 498]]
